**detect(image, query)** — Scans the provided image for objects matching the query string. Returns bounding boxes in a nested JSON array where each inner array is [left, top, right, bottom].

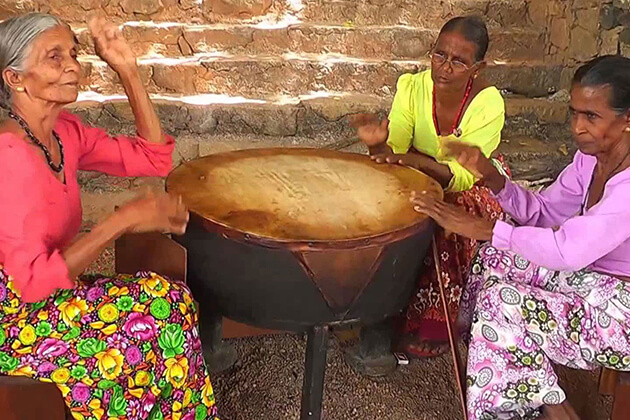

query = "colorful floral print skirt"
[[0, 266, 218, 420]]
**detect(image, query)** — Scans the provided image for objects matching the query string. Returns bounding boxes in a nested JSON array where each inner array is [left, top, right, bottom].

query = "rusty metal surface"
[[296, 246, 384, 314]]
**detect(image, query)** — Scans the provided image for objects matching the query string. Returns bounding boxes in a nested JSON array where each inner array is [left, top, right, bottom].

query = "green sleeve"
[[386, 74, 415, 154]]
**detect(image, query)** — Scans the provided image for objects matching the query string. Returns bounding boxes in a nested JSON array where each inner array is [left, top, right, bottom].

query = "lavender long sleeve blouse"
[[492, 150, 630, 276]]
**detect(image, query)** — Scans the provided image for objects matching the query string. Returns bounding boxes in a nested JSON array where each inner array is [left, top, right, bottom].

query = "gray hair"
[[0, 13, 70, 108]]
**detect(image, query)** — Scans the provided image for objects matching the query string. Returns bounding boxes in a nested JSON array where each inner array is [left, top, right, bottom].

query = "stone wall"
[[0, 0, 620, 231], [601, 0, 630, 56]]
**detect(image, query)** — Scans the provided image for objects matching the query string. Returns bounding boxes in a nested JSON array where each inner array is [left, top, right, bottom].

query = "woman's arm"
[[63, 192, 188, 279], [89, 17, 164, 145], [450, 143, 587, 228], [375, 151, 453, 188]]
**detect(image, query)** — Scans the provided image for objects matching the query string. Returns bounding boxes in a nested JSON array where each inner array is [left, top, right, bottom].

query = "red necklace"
[[432, 77, 474, 137]]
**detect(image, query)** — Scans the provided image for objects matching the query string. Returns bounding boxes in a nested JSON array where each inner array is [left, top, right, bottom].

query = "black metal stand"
[[343, 318, 397, 377], [199, 311, 238, 373], [300, 325, 330, 420]]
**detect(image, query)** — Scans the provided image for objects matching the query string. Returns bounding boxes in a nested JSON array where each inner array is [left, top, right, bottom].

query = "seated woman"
[[411, 55, 630, 420], [0, 13, 218, 419], [353, 16, 509, 358]]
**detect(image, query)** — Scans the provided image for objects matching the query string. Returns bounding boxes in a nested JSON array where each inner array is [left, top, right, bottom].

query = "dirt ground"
[[210, 332, 612, 420]]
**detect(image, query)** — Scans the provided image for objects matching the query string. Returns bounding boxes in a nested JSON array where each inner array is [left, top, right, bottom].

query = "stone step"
[[5, 0, 286, 24], [74, 23, 545, 62], [78, 134, 571, 228], [11, 0, 545, 29], [498, 136, 575, 182], [299, 0, 547, 29], [80, 55, 569, 98], [68, 92, 570, 140]]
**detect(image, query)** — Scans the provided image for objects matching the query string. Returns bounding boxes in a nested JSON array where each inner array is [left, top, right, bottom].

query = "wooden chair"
[[600, 368, 630, 419], [0, 376, 68, 420]]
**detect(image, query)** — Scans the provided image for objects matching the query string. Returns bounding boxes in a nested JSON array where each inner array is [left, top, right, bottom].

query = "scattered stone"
[[549, 89, 570, 103]]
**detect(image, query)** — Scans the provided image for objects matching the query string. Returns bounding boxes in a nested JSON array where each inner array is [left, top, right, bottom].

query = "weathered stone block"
[[568, 26, 599, 61], [573, 0, 602, 9], [152, 65, 198, 94], [156, 104, 191, 134], [203, 0, 273, 17], [213, 104, 299, 136], [601, 4, 621, 30], [551, 18, 570, 50], [528, 0, 549, 27], [172, 135, 200, 167], [178, 35, 194, 56], [506, 98, 569, 125], [187, 107, 219, 134], [576, 8, 601, 33], [184, 27, 255, 52], [120, 0, 164, 15], [600, 28, 622, 54]]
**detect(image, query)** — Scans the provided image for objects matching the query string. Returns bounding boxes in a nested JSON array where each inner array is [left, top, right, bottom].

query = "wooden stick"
[[433, 237, 468, 420]]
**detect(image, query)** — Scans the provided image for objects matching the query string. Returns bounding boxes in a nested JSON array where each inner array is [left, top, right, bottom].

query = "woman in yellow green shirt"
[[353, 16, 509, 358]]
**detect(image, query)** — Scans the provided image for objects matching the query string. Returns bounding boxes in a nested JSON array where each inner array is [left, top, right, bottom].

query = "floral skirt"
[[401, 159, 510, 343], [0, 266, 218, 420], [460, 244, 630, 419]]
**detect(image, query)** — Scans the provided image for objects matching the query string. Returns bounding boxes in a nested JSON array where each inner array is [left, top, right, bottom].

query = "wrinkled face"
[[570, 83, 630, 156], [431, 31, 481, 90], [9, 25, 81, 105]]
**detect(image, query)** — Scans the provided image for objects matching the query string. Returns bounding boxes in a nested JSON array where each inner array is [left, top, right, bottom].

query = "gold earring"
[[625, 127, 630, 133], [15, 87, 24, 92]]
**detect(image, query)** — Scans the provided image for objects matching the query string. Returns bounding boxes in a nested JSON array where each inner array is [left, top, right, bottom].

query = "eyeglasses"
[[430, 51, 477, 74]]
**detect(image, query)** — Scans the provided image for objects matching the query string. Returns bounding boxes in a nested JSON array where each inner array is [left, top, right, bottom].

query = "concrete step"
[[79, 55, 570, 98], [78, 134, 572, 229], [16, 0, 546, 29], [75, 23, 545, 62], [68, 92, 570, 140]]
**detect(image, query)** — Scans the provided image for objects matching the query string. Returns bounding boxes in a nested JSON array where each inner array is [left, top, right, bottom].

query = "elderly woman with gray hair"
[[0, 13, 218, 420]]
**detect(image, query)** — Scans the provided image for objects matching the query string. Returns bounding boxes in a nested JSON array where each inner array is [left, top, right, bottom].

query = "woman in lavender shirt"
[[412, 55, 630, 420]]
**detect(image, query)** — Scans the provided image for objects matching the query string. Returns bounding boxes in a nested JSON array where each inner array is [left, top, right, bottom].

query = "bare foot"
[[402, 337, 449, 358]]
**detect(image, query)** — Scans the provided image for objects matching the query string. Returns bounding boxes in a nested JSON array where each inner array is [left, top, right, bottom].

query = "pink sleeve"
[[494, 151, 587, 228], [0, 142, 74, 303], [59, 111, 175, 177], [491, 178, 630, 271]]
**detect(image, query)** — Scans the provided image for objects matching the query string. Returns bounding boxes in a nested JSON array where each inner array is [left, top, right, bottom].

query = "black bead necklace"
[[7, 110, 64, 173]]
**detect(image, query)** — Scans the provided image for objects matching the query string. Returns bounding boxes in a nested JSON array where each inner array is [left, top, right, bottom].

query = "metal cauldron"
[[166, 148, 442, 419]]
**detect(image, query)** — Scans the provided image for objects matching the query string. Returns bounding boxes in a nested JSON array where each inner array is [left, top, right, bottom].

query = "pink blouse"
[[492, 151, 630, 276], [0, 111, 174, 303]]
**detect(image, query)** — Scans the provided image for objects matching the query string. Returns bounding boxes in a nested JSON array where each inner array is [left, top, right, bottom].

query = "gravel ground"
[[210, 331, 612, 420]]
